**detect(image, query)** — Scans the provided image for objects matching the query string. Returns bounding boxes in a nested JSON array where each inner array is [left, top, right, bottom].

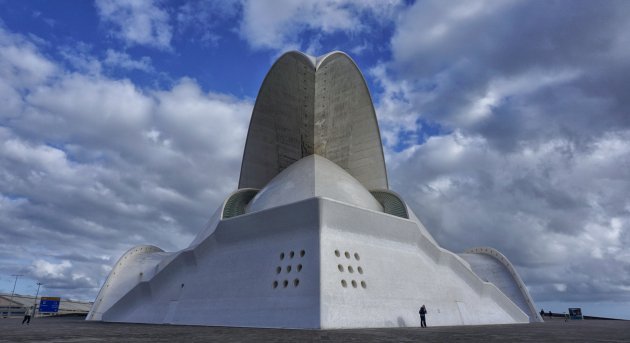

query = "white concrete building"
[[87, 51, 542, 328]]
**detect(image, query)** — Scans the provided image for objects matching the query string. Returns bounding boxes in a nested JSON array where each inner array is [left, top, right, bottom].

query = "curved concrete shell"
[[87, 245, 169, 321], [459, 247, 544, 322], [89, 50, 540, 329], [239, 51, 388, 191], [89, 154, 529, 328], [246, 154, 383, 214]]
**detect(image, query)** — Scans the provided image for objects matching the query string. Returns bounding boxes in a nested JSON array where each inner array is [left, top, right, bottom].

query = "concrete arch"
[[370, 189, 409, 219], [239, 51, 388, 190], [460, 247, 543, 322], [239, 51, 316, 190], [314, 52, 388, 190], [87, 245, 166, 321], [221, 188, 259, 219]]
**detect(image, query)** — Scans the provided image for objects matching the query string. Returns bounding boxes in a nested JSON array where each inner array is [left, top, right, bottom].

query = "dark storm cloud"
[[389, 0, 630, 150], [378, 0, 630, 307]]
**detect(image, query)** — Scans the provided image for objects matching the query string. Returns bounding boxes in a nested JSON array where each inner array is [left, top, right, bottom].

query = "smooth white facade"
[[88, 51, 541, 328]]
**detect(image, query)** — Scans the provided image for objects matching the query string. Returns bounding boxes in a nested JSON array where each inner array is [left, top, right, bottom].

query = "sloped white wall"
[[319, 198, 528, 328], [92, 197, 528, 328]]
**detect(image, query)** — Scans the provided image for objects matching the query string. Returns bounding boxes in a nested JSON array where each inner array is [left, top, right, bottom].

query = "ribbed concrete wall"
[[239, 51, 388, 191], [239, 52, 315, 189], [314, 53, 387, 190]]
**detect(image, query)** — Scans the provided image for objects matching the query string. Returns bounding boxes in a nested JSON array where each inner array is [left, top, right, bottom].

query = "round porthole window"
[[335, 250, 340, 257], [338, 264, 344, 272], [290, 251, 295, 258], [348, 266, 354, 273], [341, 280, 347, 288], [351, 280, 357, 288], [344, 251, 350, 259], [361, 281, 367, 289], [286, 265, 292, 273], [354, 253, 360, 260], [358, 266, 363, 274], [273, 281, 278, 289], [280, 252, 285, 260], [300, 250, 305, 257], [293, 279, 300, 287], [283, 280, 288, 288], [276, 266, 281, 274], [297, 264, 303, 272]]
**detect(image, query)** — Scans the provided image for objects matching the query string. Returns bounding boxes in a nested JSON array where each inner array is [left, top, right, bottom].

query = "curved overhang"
[[222, 188, 259, 219], [239, 50, 388, 191], [87, 245, 166, 321], [238, 51, 315, 190], [369, 189, 409, 219], [314, 51, 388, 190], [463, 247, 543, 323]]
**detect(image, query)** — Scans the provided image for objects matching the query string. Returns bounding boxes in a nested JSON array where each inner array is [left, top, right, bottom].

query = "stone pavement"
[[1, 316, 628, 342]]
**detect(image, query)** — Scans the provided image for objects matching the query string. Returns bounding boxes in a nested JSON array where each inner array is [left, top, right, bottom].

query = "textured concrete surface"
[[460, 248, 543, 322], [89, 185, 528, 327], [239, 51, 388, 191], [1, 316, 628, 342]]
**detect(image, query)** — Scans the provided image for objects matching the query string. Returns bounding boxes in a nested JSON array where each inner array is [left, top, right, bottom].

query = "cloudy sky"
[[1, 0, 629, 319]]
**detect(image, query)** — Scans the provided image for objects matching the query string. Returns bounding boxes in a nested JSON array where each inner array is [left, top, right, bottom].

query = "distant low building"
[[0, 293, 92, 317]]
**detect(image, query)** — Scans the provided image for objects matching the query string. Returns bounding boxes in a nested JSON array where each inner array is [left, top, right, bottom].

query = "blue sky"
[[1, 0, 629, 320]]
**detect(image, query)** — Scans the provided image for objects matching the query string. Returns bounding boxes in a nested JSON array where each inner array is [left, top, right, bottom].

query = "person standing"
[[22, 306, 33, 325], [419, 304, 428, 328]]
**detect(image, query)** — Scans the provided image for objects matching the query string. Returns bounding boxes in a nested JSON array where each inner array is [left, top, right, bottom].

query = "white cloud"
[[58, 43, 103, 75], [0, 25, 252, 300], [350, 41, 369, 56], [369, 64, 423, 151], [239, 0, 403, 52], [1, 0, 629, 316], [553, 283, 567, 292], [391, 0, 513, 66], [460, 69, 580, 126], [103, 49, 154, 72], [175, 0, 240, 47], [388, 128, 630, 303], [377, 2, 630, 306], [31, 259, 72, 280], [95, 0, 172, 49], [0, 29, 57, 89]]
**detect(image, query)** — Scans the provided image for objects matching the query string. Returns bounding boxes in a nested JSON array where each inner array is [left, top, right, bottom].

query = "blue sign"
[[39, 297, 60, 313], [568, 308, 583, 320]]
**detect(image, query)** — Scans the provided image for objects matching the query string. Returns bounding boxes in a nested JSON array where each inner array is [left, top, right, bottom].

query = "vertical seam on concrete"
[[317, 198, 323, 329]]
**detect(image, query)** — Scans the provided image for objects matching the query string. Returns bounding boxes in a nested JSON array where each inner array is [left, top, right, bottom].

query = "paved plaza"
[[1, 316, 628, 342]]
